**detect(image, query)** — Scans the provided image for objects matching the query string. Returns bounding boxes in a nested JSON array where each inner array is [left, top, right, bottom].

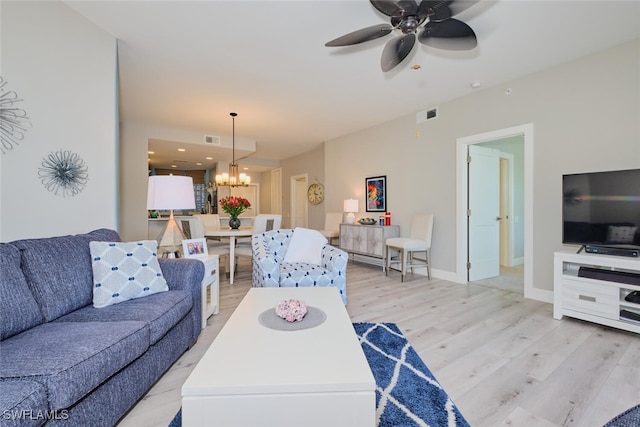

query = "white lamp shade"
[[147, 175, 196, 210], [343, 198, 359, 213]]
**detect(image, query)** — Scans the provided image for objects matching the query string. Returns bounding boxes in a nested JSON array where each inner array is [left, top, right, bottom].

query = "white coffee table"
[[182, 287, 376, 427]]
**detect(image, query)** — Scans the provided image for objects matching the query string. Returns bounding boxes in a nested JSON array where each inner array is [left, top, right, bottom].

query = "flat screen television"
[[563, 168, 640, 248]]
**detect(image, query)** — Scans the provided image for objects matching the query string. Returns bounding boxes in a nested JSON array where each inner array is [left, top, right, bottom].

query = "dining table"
[[204, 227, 253, 285]]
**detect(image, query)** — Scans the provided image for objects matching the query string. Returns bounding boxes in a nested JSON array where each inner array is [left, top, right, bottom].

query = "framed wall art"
[[365, 175, 386, 212]]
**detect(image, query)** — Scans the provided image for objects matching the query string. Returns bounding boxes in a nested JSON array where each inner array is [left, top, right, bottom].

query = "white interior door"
[[468, 145, 500, 281]]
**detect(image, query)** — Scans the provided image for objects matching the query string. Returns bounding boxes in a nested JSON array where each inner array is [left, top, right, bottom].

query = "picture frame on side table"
[[182, 238, 208, 258], [365, 175, 387, 212]]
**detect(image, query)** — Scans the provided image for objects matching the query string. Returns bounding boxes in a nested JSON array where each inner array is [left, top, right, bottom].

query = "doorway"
[[290, 174, 308, 228], [456, 123, 534, 299]]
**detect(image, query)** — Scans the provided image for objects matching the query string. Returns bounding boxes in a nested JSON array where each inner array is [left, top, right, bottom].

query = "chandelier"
[[215, 112, 250, 187]]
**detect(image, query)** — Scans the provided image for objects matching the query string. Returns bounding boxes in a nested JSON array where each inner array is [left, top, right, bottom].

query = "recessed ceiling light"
[[178, 148, 186, 152], [171, 165, 177, 168], [148, 151, 154, 154], [206, 157, 213, 160], [196, 162, 203, 166], [470, 81, 482, 89]]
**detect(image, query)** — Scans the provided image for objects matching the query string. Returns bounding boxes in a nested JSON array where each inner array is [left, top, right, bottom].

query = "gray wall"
[[323, 39, 640, 294]]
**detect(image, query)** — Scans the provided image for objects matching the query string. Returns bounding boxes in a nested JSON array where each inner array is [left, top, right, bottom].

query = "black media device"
[[584, 245, 639, 257], [578, 266, 640, 286], [563, 168, 640, 257]]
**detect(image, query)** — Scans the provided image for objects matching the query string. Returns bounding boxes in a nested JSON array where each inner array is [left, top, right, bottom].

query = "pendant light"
[[215, 112, 250, 187]]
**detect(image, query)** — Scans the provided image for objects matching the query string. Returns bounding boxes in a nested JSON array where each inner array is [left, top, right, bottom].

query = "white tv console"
[[554, 251, 640, 334]]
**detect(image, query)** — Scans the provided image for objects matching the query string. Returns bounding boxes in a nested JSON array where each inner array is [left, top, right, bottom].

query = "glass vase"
[[229, 216, 241, 230]]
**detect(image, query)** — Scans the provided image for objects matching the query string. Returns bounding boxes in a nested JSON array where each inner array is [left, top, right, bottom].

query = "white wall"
[[325, 39, 640, 295], [0, 1, 117, 241]]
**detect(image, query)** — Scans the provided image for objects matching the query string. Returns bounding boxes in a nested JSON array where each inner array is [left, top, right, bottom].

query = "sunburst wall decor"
[[0, 76, 32, 155], [38, 150, 89, 197]]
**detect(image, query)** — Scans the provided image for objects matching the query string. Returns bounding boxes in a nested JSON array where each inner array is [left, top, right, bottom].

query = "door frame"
[[499, 153, 515, 267], [456, 123, 541, 301], [290, 173, 308, 228]]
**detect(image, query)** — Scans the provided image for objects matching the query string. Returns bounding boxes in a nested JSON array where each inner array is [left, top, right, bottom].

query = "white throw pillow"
[[607, 225, 637, 244], [283, 228, 328, 265], [90, 240, 168, 308]]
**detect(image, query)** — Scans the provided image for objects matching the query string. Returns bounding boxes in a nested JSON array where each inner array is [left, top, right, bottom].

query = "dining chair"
[[180, 217, 230, 271], [195, 213, 221, 236], [319, 212, 343, 246], [235, 214, 282, 261], [385, 213, 434, 282]]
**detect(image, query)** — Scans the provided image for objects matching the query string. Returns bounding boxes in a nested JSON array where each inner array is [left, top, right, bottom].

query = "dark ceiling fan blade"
[[449, 0, 480, 17], [370, 0, 418, 18], [418, 1, 452, 22], [325, 24, 393, 47], [418, 18, 477, 50], [381, 33, 416, 72]]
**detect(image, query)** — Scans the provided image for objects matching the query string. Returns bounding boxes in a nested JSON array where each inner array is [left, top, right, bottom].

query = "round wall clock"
[[307, 182, 325, 205]]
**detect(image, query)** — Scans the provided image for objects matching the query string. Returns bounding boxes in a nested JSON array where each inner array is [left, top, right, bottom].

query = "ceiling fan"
[[325, 0, 478, 72]]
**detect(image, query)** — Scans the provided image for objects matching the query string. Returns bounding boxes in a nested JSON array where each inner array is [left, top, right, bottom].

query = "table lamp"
[[147, 175, 196, 257], [343, 198, 359, 224]]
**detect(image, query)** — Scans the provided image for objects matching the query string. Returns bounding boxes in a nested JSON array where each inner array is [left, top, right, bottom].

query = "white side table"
[[197, 255, 219, 329]]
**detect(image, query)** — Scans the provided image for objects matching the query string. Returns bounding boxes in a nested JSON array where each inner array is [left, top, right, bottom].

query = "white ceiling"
[[64, 0, 640, 172]]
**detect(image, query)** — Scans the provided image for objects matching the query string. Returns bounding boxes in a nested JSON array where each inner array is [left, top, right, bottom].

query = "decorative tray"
[[358, 218, 377, 225]]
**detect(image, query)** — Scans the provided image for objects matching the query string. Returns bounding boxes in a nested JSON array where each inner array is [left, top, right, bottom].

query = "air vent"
[[416, 107, 438, 124], [204, 135, 221, 145]]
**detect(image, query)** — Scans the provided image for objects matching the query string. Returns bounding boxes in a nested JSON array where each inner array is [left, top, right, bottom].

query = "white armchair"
[[252, 228, 348, 304]]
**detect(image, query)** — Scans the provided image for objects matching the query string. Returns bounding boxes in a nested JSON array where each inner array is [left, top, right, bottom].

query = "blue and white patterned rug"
[[170, 322, 468, 427], [354, 322, 469, 427]]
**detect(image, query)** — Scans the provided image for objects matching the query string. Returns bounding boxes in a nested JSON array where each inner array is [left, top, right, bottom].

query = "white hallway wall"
[[1, 1, 117, 241]]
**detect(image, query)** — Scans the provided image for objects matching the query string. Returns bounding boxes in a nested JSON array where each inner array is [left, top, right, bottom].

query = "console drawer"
[[561, 278, 618, 319]]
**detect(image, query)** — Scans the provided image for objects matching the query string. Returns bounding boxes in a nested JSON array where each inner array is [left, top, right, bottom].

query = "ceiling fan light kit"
[[325, 0, 478, 72]]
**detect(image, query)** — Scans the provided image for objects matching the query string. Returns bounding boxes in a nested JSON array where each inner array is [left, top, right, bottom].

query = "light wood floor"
[[117, 259, 640, 427]]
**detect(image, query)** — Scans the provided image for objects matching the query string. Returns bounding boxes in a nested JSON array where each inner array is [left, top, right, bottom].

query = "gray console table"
[[339, 223, 400, 270]]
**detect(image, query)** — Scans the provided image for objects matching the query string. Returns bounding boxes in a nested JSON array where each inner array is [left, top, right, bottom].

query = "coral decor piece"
[[218, 195, 251, 217], [275, 299, 308, 322]]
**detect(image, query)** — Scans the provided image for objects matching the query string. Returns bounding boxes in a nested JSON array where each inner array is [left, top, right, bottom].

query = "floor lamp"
[[147, 175, 196, 257]]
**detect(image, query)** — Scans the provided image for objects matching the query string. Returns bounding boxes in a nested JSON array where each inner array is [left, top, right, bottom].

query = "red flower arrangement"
[[219, 196, 251, 217]]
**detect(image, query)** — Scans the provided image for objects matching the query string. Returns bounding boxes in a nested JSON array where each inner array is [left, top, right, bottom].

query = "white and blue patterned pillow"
[[89, 240, 168, 308]]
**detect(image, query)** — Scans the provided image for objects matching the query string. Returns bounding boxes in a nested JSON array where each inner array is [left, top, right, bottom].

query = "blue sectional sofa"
[[0, 229, 204, 426]]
